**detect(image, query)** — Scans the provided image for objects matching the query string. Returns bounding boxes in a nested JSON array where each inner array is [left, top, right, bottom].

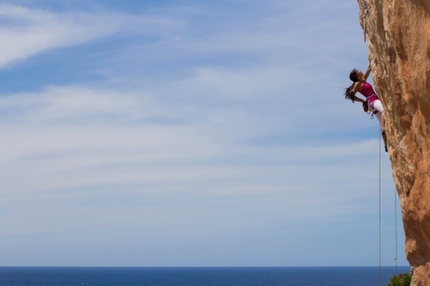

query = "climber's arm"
[[352, 82, 362, 93], [352, 95, 365, 103], [350, 83, 365, 103], [364, 65, 371, 81]]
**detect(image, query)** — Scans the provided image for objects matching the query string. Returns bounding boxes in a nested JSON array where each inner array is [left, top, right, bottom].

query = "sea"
[[0, 266, 411, 286]]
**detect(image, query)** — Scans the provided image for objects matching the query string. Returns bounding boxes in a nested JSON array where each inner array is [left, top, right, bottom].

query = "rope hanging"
[[379, 126, 382, 286], [395, 186, 398, 274], [377, 128, 399, 285], [357, 2, 400, 282]]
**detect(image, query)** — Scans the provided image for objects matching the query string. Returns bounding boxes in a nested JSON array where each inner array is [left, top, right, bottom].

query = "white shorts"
[[370, 99, 383, 122], [370, 99, 384, 113]]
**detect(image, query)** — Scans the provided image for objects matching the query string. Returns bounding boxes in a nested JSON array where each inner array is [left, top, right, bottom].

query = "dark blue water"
[[0, 266, 410, 286]]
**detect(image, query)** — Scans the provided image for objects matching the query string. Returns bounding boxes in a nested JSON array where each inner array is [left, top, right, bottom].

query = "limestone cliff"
[[356, 0, 430, 284]]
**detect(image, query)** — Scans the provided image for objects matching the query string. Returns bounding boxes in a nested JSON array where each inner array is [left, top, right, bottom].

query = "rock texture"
[[357, 0, 430, 284]]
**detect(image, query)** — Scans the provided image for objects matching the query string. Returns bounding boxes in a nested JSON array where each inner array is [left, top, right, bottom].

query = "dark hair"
[[344, 84, 355, 102], [349, 69, 359, 82], [344, 69, 359, 102]]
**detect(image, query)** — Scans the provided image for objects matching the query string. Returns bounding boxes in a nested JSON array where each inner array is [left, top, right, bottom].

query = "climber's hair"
[[344, 85, 355, 102], [349, 69, 359, 82], [344, 69, 359, 102]]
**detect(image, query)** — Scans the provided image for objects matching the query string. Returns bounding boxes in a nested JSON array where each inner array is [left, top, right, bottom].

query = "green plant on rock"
[[387, 273, 411, 286]]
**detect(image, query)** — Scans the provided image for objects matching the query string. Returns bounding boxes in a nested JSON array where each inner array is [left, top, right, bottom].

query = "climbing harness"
[[363, 101, 375, 119], [363, 104, 375, 120], [362, 100, 369, 112]]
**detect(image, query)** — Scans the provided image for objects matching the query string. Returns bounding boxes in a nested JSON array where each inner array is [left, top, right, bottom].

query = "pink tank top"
[[359, 83, 378, 102]]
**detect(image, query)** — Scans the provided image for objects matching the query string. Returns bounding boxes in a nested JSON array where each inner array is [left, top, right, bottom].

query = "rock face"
[[356, 0, 430, 284]]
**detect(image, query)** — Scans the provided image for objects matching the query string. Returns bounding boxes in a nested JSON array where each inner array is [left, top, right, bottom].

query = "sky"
[[0, 0, 408, 267]]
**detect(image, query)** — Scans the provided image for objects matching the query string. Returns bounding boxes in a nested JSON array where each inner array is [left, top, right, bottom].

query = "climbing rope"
[[395, 186, 398, 274], [378, 128, 400, 284], [378, 127, 382, 286]]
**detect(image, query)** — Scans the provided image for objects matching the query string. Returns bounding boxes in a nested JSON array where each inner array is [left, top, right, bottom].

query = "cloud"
[[0, 5, 113, 66], [0, 4, 182, 68], [0, 83, 384, 204]]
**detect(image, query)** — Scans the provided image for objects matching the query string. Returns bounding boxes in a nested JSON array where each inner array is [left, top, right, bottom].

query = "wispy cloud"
[[0, 84, 385, 207], [0, 4, 181, 68]]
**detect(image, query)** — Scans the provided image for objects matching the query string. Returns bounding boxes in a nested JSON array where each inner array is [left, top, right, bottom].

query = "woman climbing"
[[344, 65, 388, 152]]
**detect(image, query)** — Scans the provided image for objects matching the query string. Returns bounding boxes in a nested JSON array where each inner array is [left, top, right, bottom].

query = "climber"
[[344, 65, 388, 152]]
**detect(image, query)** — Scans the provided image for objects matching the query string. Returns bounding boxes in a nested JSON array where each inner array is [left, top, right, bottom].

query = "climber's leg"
[[382, 129, 388, 152], [370, 99, 387, 151]]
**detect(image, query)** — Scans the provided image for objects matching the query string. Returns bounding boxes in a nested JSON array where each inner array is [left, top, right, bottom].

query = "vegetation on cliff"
[[387, 273, 411, 286]]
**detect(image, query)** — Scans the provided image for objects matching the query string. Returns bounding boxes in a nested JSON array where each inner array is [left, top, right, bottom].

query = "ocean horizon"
[[0, 266, 411, 286]]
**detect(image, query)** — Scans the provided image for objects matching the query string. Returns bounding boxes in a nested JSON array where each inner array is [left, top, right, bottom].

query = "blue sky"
[[0, 0, 408, 267]]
